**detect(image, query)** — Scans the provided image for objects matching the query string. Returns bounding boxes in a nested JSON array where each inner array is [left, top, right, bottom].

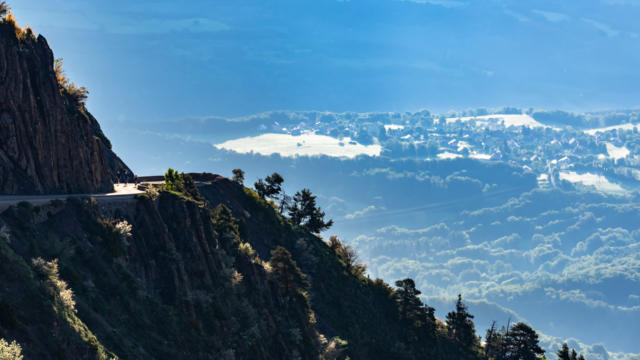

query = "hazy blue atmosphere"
[[13, 0, 640, 123], [11, 1, 640, 359]]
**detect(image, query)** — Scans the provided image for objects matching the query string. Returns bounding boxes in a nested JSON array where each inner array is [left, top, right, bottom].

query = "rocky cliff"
[[0, 20, 129, 195]]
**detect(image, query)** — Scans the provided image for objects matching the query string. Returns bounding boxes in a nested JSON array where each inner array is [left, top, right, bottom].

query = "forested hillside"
[[0, 170, 579, 359]]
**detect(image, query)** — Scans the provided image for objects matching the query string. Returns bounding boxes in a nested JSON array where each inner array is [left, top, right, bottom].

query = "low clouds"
[[354, 190, 640, 356]]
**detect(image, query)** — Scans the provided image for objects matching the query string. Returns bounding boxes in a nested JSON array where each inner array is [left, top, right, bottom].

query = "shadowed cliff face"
[[0, 23, 129, 195], [0, 193, 322, 359]]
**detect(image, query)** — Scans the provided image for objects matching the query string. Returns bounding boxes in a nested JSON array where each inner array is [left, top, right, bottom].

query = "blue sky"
[[8, 2, 640, 357], [11, 0, 640, 132]]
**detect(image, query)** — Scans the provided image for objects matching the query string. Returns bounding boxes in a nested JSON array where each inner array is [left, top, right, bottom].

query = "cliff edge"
[[0, 20, 129, 195]]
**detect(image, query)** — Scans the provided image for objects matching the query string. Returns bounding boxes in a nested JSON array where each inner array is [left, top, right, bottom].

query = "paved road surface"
[[0, 184, 144, 212]]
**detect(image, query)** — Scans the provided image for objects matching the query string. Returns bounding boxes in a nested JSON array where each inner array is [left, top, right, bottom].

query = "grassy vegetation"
[[0, 8, 36, 43], [53, 58, 89, 106]]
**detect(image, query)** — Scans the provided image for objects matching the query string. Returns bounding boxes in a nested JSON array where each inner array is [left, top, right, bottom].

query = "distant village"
[[248, 109, 640, 194]]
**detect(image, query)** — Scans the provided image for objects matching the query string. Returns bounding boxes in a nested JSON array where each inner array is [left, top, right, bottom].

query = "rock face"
[[0, 24, 129, 194]]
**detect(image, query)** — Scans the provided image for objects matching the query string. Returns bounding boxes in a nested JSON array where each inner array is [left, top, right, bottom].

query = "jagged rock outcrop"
[[0, 23, 129, 195]]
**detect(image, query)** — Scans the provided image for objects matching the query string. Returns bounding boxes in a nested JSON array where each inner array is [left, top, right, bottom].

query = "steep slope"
[[199, 178, 481, 360], [0, 177, 487, 359], [0, 20, 129, 195], [0, 193, 323, 359]]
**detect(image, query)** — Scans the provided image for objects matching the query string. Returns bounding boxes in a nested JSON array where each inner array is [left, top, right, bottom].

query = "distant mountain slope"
[[0, 19, 129, 195]]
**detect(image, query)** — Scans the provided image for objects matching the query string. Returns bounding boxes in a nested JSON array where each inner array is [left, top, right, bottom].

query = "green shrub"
[[164, 168, 183, 192]]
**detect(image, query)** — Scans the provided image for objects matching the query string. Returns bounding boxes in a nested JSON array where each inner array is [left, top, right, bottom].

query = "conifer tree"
[[254, 179, 268, 198], [287, 189, 308, 227], [394, 278, 423, 322], [231, 168, 245, 185], [181, 173, 202, 201], [446, 294, 477, 348], [211, 204, 239, 249], [278, 193, 291, 215], [502, 322, 545, 360], [569, 349, 578, 360], [265, 173, 284, 196], [392, 278, 437, 353], [254, 172, 284, 199], [164, 168, 183, 192], [393, 278, 435, 329], [269, 246, 309, 297], [557, 343, 570, 360], [288, 188, 333, 233]]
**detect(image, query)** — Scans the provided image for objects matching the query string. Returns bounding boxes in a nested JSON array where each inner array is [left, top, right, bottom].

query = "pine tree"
[[502, 323, 545, 360], [288, 189, 333, 233], [392, 278, 436, 353], [181, 173, 202, 201], [211, 204, 239, 249], [269, 246, 309, 297], [569, 349, 578, 360], [164, 168, 183, 192], [254, 179, 268, 198], [278, 193, 291, 215], [393, 278, 435, 330], [254, 172, 284, 199], [446, 294, 477, 348], [394, 279, 423, 322], [231, 168, 245, 185], [557, 343, 570, 360], [265, 173, 284, 196]]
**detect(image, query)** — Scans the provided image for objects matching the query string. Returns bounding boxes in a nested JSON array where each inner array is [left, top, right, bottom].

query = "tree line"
[[176, 168, 584, 359], [232, 169, 333, 234], [391, 276, 586, 360]]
